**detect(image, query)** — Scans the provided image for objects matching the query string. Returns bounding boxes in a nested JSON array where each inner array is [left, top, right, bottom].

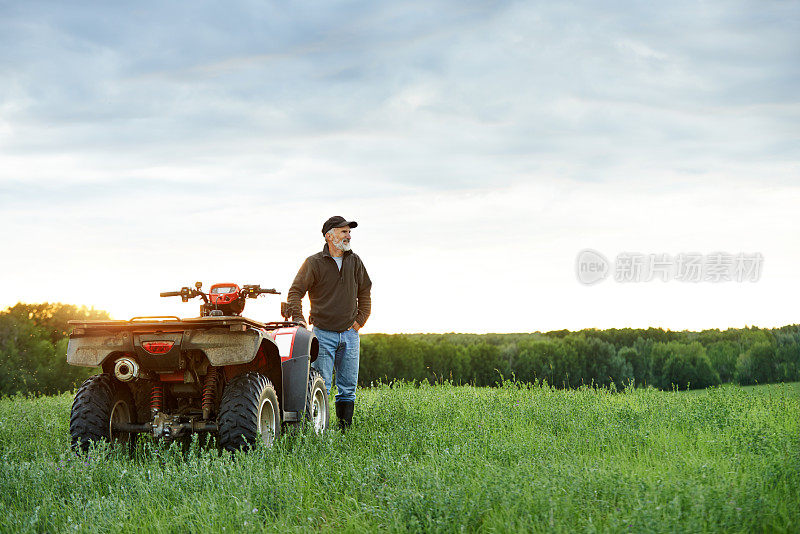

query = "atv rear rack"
[[68, 316, 301, 333]]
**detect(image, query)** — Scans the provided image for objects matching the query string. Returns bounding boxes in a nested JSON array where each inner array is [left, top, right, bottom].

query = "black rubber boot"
[[336, 401, 354, 431], [335, 401, 344, 424]]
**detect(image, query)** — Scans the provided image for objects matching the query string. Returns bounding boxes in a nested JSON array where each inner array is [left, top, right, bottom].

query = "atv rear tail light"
[[142, 341, 175, 354]]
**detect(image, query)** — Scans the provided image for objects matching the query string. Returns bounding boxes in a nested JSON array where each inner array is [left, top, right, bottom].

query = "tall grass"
[[1, 382, 798, 533]]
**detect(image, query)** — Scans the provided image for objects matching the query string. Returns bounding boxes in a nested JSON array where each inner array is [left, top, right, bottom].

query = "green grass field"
[[1, 382, 798, 533]]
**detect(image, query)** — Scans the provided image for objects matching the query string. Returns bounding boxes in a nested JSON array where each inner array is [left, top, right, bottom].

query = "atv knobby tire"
[[305, 369, 329, 433], [70, 373, 136, 452], [218, 372, 280, 451]]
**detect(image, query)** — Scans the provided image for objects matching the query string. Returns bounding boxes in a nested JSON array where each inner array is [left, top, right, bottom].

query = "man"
[[287, 216, 372, 430]]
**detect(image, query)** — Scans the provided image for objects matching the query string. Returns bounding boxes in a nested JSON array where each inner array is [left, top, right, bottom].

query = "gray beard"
[[332, 238, 351, 252]]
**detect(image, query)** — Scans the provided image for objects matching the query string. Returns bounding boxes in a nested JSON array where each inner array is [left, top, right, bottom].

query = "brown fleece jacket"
[[287, 244, 372, 332]]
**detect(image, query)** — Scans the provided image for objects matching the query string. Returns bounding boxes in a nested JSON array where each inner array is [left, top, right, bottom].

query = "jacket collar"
[[322, 243, 351, 258]]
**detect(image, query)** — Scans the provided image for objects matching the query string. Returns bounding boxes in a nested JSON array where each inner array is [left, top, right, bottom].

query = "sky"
[[1, 0, 798, 334]]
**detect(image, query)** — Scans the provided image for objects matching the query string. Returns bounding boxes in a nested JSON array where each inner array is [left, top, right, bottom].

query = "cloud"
[[2, 0, 797, 191], [0, 0, 798, 331]]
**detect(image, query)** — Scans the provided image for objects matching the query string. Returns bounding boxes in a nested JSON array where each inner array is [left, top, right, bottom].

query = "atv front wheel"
[[70, 374, 136, 451], [218, 372, 281, 451], [305, 369, 329, 433]]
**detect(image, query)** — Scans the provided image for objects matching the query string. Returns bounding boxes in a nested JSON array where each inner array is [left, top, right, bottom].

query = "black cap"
[[322, 216, 358, 235]]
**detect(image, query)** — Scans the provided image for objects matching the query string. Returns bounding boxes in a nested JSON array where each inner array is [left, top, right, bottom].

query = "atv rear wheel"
[[218, 372, 280, 451], [305, 369, 329, 433], [70, 374, 136, 452]]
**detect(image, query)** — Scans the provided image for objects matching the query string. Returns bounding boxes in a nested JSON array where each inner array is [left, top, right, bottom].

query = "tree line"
[[1, 302, 798, 395], [359, 326, 800, 389], [0, 303, 108, 395]]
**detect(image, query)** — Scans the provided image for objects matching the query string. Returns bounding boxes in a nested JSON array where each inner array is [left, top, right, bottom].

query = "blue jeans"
[[311, 327, 360, 403]]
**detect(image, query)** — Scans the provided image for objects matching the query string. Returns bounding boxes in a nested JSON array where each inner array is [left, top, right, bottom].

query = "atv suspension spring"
[[150, 383, 163, 415], [202, 367, 218, 420]]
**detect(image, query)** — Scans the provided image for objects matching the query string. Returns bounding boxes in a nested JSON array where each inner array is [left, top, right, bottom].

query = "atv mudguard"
[[273, 326, 319, 417], [66, 317, 273, 368]]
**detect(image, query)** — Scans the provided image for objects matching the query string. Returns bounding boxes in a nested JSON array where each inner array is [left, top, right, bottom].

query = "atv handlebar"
[[160, 284, 280, 300], [159, 283, 280, 317], [241, 285, 280, 298], [160, 286, 206, 303]]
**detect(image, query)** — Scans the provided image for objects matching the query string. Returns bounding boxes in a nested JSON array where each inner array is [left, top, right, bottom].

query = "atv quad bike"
[[66, 282, 328, 451]]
